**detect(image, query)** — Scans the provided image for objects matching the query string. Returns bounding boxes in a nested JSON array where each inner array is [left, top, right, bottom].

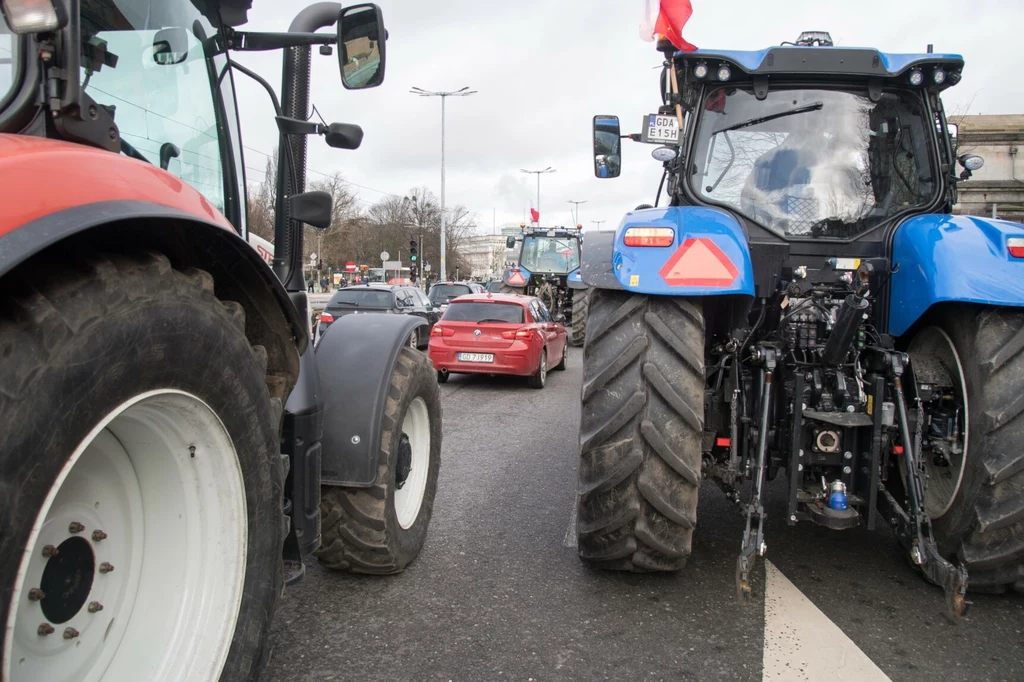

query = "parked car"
[[428, 293, 568, 388], [427, 281, 475, 312], [316, 283, 440, 348], [485, 280, 503, 293]]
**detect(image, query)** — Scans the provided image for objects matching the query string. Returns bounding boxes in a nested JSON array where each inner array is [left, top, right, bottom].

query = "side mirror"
[[338, 4, 387, 90], [287, 191, 333, 229], [593, 115, 622, 178], [159, 142, 180, 171], [152, 27, 189, 65], [324, 123, 364, 150], [947, 122, 959, 156], [506, 236, 516, 249]]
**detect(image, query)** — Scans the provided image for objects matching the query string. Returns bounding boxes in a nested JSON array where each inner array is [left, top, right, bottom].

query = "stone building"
[[952, 115, 1024, 223]]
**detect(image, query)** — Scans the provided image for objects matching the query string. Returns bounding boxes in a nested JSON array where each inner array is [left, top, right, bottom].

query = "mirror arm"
[[226, 30, 336, 52]]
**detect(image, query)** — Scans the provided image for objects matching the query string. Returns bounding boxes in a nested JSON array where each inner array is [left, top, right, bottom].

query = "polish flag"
[[530, 202, 540, 223], [640, 0, 698, 53]]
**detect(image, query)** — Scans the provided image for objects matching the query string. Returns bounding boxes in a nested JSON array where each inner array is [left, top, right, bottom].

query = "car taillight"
[[1009, 237, 1024, 258], [507, 269, 527, 286], [319, 312, 334, 324], [502, 329, 536, 340], [624, 227, 674, 247], [431, 325, 455, 337]]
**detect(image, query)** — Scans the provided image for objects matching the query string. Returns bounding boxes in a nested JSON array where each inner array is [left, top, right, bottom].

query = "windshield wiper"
[[714, 102, 824, 135]]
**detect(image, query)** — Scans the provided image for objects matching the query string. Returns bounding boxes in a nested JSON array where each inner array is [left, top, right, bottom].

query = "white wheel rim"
[[395, 397, 430, 529], [908, 327, 969, 519], [4, 390, 247, 682], [540, 352, 547, 385], [409, 331, 418, 349]]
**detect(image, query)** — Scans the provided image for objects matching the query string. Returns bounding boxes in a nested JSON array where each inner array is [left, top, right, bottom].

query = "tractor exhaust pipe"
[[275, 2, 343, 292]]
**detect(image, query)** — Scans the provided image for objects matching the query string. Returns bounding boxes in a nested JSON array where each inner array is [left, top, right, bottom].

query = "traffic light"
[[409, 239, 418, 263]]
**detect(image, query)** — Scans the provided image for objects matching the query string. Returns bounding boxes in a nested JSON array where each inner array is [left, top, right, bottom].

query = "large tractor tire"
[[576, 289, 705, 571], [316, 348, 442, 574], [1, 251, 288, 682], [907, 305, 1024, 593], [571, 289, 589, 347]]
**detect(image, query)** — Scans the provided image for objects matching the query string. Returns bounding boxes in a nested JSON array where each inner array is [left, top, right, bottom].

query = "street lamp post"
[[567, 199, 587, 226], [591, 219, 607, 229], [411, 85, 477, 281], [520, 167, 555, 223]]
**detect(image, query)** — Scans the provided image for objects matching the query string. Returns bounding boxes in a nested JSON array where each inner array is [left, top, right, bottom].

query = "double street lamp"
[[410, 85, 477, 281], [520, 167, 555, 223]]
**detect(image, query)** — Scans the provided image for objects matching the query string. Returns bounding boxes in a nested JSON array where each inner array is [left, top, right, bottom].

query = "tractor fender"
[[567, 268, 588, 290], [888, 214, 1024, 337], [581, 206, 755, 296], [315, 312, 428, 487]]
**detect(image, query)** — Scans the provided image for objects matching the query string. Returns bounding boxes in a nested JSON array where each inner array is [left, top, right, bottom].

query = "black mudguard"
[[579, 229, 624, 291], [315, 313, 428, 486]]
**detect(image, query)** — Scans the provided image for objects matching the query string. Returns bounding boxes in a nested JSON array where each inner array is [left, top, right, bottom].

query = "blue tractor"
[[502, 224, 590, 346], [579, 31, 1022, 616]]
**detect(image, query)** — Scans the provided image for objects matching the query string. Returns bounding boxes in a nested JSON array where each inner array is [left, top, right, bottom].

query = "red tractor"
[[0, 2, 441, 680]]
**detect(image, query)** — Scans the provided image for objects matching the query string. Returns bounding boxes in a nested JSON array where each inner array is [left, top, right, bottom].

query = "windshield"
[[429, 284, 473, 303], [442, 302, 524, 324], [520, 236, 581, 274], [0, 20, 16, 109], [80, 1, 229, 214], [690, 86, 938, 239], [329, 289, 392, 308]]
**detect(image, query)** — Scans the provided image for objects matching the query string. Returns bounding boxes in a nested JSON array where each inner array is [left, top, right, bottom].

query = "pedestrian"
[[307, 278, 314, 293], [320, 276, 328, 292]]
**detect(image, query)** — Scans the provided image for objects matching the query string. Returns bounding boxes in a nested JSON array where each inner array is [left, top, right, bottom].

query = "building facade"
[[952, 115, 1024, 223], [460, 233, 510, 280]]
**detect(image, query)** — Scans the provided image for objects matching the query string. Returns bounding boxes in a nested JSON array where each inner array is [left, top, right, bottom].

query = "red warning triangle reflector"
[[659, 238, 739, 287]]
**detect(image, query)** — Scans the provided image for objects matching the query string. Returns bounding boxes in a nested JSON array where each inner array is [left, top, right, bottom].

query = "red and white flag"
[[640, 0, 698, 53], [530, 202, 540, 224]]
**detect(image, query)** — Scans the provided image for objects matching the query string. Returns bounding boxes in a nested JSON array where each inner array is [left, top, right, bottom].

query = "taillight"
[[319, 312, 334, 324], [624, 227, 674, 247], [502, 328, 536, 340], [431, 325, 455, 337], [1009, 237, 1024, 258], [507, 269, 527, 286]]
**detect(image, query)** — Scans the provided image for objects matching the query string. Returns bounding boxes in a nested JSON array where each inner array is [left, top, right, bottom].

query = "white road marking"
[[763, 560, 891, 682], [563, 499, 578, 548]]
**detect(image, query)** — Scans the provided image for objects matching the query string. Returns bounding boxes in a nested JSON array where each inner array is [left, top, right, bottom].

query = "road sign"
[[641, 113, 679, 145], [424, 264, 431, 272], [380, 251, 390, 261], [310, 252, 317, 262], [345, 261, 357, 272]]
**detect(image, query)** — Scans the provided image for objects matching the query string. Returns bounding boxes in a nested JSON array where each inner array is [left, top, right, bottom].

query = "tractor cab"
[[506, 225, 582, 276], [593, 31, 985, 242]]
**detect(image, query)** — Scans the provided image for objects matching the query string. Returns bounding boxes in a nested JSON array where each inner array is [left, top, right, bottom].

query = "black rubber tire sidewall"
[[0, 258, 283, 681]]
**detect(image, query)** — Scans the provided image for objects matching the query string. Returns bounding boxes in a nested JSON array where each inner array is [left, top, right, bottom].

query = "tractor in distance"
[[0, 2, 441, 680], [579, 29, 1024, 618], [502, 223, 590, 346]]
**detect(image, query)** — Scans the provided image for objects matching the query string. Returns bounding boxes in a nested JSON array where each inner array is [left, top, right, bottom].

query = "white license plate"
[[458, 352, 494, 363], [643, 113, 679, 144]]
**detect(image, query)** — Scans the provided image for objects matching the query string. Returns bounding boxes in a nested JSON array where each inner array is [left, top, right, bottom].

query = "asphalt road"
[[264, 347, 1024, 682]]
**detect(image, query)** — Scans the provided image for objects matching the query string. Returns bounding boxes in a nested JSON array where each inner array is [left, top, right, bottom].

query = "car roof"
[[446, 293, 532, 307], [333, 283, 393, 293]]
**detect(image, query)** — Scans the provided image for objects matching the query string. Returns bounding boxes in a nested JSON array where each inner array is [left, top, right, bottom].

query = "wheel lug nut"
[[28, 588, 45, 601], [88, 601, 104, 613], [63, 627, 80, 639], [41, 545, 58, 558], [68, 521, 85, 534], [98, 562, 114, 574], [91, 530, 107, 542], [38, 623, 55, 636]]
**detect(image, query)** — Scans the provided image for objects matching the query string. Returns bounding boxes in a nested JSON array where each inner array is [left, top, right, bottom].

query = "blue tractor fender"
[[888, 214, 1024, 337], [315, 312, 427, 486], [567, 268, 587, 290], [579, 206, 755, 297]]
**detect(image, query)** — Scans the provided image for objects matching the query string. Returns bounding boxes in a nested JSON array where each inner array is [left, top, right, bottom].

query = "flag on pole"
[[640, 0, 698, 53], [530, 202, 540, 224]]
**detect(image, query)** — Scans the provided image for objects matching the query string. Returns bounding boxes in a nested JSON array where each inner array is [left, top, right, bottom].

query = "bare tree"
[[246, 151, 278, 242]]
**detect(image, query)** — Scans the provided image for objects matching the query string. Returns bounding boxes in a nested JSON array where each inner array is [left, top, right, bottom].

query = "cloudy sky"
[[231, 0, 1023, 236]]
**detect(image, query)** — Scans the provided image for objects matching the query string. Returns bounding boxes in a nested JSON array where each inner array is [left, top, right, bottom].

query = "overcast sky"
[[231, 0, 1023, 236]]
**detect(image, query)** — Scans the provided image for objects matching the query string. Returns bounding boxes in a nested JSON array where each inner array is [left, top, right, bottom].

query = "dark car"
[[485, 280, 504, 293], [427, 281, 479, 312], [315, 284, 440, 349]]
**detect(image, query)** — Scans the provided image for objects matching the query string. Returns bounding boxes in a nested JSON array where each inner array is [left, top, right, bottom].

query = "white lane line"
[[763, 560, 891, 682], [563, 499, 578, 548]]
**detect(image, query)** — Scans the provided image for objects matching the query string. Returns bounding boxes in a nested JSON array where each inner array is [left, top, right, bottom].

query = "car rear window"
[[429, 284, 473, 302], [328, 289, 392, 307], [442, 302, 524, 324]]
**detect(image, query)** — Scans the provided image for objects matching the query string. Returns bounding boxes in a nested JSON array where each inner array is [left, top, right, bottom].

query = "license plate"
[[642, 113, 679, 145], [458, 352, 494, 363]]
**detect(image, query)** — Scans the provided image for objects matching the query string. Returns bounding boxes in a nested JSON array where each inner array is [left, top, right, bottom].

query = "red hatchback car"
[[428, 293, 568, 388]]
